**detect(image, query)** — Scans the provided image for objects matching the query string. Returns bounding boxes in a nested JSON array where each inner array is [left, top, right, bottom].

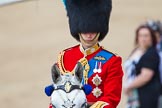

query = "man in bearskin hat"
[[45, 0, 123, 108]]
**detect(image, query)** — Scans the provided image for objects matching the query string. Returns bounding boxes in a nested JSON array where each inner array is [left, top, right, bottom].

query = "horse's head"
[[51, 63, 87, 108]]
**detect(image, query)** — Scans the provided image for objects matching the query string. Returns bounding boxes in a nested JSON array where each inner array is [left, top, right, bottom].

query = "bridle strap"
[[52, 84, 86, 108], [55, 85, 82, 93]]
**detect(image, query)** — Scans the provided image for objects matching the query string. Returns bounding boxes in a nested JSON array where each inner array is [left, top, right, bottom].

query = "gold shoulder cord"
[[79, 58, 90, 84], [58, 51, 90, 82], [57, 51, 68, 74]]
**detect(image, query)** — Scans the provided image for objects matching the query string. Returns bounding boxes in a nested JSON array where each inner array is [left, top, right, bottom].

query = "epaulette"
[[63, 44, 80, 52], [101, 46, 118, 56]]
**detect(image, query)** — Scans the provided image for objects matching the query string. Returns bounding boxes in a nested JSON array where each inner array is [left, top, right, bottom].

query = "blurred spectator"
[[124, 25, 161, 108], [146, 20, 162, 108], [158, 52, 162, 108], [146, 20, 162, 51]]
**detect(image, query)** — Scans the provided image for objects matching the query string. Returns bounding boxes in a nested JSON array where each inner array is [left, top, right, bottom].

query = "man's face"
[[80, 33, 97, 42], [79, 33, 99, 49]]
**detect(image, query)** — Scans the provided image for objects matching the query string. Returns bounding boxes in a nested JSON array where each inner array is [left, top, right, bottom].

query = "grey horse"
[[51, 63, 87, 108]]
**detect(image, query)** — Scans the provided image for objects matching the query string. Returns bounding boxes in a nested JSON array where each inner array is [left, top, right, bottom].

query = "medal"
[[98, 62, 102, 73], [92, 61, 103, 98], [93, 61, 102, 73], [92, 87, 103, 98], [92, 74, 103, 98], [93, 61, 98, 73], [92, 74, 102, 86]]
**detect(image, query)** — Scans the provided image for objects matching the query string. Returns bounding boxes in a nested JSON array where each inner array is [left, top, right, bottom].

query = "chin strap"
[[79, 33, 100, 45]]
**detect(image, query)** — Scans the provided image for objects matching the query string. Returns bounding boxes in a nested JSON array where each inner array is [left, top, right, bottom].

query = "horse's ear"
[[51, 63, 61, 83], [75, 62, 83, 82]]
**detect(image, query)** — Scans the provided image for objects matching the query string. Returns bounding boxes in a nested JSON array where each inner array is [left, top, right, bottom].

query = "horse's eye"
[[52, 104, 56, 108], [81, 102, 87, 108]]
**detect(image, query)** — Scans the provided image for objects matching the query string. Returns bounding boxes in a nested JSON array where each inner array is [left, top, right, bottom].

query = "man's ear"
[[75, 62, 83, 82], [51, 64, 61, 83]]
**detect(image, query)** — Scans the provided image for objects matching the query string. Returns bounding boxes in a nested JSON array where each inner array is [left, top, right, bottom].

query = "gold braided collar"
[[79, 43, 100, 56]]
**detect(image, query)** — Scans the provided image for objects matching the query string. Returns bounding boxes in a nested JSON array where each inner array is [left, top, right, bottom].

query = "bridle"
[[55, 81, 82, 93], [52, 81, 87, 108]]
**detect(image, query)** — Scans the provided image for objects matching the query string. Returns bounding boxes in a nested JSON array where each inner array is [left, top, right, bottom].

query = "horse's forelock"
[[58, 73, 80, 86]]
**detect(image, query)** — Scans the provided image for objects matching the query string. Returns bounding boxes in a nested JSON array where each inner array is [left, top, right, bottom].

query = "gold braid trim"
[[79, 58, 90, 84], [90, 101, 109, 108], [57, 51, 68, 74]]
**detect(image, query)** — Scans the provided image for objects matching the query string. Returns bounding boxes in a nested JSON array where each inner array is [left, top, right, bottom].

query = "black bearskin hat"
[[64, 0, 112, 41]]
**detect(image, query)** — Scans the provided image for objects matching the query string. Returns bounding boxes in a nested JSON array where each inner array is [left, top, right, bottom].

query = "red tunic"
[[56, 44, 123, 108]]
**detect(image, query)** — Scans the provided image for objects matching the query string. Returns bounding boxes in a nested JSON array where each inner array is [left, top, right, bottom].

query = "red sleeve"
[[92, 56, 123, 108]]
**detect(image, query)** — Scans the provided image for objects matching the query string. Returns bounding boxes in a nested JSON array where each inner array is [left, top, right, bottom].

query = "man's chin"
[[84, 40, 93, 43], [84, 42, 96, 47]]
